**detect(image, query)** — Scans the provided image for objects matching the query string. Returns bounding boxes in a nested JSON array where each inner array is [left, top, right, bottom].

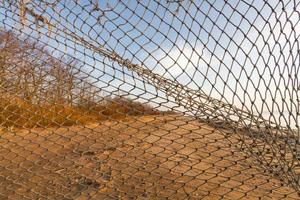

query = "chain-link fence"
[[0, 0, 299, 199]]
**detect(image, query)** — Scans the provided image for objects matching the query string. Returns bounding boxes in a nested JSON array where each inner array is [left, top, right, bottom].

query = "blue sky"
[[0, 0, 299, 128]]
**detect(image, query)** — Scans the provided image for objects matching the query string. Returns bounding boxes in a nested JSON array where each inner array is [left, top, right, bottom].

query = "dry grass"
[[0, 94, 161, 128], [0, 95, 100, 128]]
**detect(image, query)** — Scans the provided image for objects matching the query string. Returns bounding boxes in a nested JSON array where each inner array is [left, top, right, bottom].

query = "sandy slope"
[[0, 115, 298, 199]]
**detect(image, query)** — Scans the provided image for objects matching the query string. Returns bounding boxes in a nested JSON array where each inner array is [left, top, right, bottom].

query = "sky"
[[0, 0, 299, 128]]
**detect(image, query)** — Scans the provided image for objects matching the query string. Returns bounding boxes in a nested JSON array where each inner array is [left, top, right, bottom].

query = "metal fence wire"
[[0, 0, 300, 199]]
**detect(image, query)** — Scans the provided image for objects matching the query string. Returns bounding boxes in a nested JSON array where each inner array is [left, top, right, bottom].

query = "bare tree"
[[0, 29, 95, 106]]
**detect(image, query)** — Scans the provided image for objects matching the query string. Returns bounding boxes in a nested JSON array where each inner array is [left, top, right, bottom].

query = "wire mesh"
[[0, 0, 300, 199]]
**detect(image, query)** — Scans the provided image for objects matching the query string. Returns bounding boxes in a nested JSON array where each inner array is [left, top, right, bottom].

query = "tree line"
[[0, 29, 160, 127]]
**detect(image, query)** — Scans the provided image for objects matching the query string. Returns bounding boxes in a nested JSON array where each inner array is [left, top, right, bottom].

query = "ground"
[[0, 115, 298, 199]]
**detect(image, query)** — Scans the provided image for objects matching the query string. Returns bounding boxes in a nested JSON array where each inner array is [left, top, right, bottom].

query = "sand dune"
[[0, 115, 298, 199]]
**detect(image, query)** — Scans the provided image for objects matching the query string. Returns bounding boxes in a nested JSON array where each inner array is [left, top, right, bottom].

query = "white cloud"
[[151, 41, 225, 91], [153, 42, 204, 78]]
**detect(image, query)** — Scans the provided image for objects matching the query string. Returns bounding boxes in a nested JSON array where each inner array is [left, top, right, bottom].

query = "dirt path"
[[0, 115, 298, 199]]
